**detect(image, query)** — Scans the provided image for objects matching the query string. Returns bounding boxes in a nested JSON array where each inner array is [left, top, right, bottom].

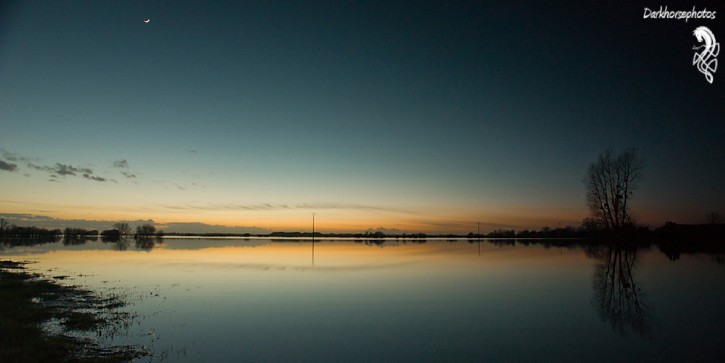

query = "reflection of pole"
[[477, 222, 481, 256], [312, 213, 315, 266]]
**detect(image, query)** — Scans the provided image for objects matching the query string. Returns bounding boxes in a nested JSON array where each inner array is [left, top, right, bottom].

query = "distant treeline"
[[1, 220, 723, 261], [0, 219, 163, 242], [0, 225, 61, 241], [175, 226, 643, 239], [2, 219, 722, 246], [653, 222, 725, 260]]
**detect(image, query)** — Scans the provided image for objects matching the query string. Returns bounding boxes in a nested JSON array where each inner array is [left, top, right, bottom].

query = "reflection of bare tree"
[[115, 237, 130, 251], [134, 237, 155, 251], [134, 235, 163, 251], [589, 244, 654, 337]]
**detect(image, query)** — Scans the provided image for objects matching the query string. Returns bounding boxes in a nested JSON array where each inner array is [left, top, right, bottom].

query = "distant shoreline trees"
[[133, 224, 164, 250], [114, 223, 131, 236], [135, 224, 156, 239], [0, 218, 60, 241], [100, 229, 121, 241]]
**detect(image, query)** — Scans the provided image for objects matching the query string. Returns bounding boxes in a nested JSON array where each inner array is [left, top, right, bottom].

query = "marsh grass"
[[0, 260, 147, 362]]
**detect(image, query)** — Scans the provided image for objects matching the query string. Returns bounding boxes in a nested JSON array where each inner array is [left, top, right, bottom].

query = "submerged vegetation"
[[0, 261, 147, 362]]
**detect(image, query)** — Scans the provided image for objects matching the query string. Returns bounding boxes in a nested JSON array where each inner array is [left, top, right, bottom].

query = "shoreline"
[[0, 260, 147, 363]]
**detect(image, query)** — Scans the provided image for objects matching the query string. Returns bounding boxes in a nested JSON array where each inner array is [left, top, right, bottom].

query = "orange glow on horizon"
[[0, 202, 588, 234], [1, 194, 590, 234]]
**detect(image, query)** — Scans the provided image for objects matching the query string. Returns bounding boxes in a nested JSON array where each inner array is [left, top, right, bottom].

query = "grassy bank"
[[0, 260, 147, 362]]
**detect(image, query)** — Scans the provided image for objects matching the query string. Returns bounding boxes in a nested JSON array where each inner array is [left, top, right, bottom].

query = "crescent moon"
[[144, 19, 151, 23]]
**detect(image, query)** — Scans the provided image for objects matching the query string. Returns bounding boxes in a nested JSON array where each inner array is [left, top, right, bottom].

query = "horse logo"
[[692, 26, 719, 84]]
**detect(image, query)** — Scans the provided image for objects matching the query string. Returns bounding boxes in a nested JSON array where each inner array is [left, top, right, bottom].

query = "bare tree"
[[705, 212, 723, 224], [0, 217, 7, 238], [134, 224, 158, 251], [135, 224, 156, 238], [584, 148, 643, 230], [113, 222, 131, 236]]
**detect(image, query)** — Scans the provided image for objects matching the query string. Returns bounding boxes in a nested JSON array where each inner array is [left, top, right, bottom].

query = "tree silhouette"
[[0, 218, 7, 234], [101, 229, 121, 242], [113, 222, 131, 236], [134, 224, 162, 250], [705, 212, 723, 224], [584, 148, 643, 230], [134, 224, 156, 239]]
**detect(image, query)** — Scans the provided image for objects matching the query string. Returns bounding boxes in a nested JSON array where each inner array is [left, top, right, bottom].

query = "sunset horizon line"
[[0, 209, 687, 236]]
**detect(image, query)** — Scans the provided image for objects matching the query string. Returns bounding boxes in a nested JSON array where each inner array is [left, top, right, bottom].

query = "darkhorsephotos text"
[[643, 6, 716, 22]]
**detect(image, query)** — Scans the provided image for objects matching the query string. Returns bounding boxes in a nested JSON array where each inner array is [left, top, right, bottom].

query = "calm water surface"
[[2, 238, 724, 362]]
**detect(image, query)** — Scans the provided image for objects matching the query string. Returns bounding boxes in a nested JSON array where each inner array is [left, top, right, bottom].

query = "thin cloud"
[[54, 163, 84, 176], [82, 173, 108, 182], [38, 163, 110, 182], [113, 159, 139, 181], [0, 150, 19, 161], [0, 149, 36, 163], [26, 162, 46, 171], [112, 159, 129, 168], [162, 202, 414, 214], [298, 203, 415, 214], [0, 159, 18, 172], [0, 149, 111, 183]]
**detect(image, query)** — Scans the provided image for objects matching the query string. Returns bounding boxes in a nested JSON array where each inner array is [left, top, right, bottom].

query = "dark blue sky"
[[0, 1, 723, 232]]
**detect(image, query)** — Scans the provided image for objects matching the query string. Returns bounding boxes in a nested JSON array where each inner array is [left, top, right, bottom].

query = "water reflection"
[[63, 235, 98, 245], [134, 236, 163, 251], [588, 244, 654, 337], [467, 237, 489, 255], [2, 237, 725, 362], [101, 234, 129, 251]]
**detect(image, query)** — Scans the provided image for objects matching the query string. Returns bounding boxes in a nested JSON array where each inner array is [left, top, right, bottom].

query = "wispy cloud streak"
[[162, 202, 414, 214], [112, 159, 129, 168], [1, 149, 37, 163], [0, 160, 18, 172], [1, 150, 117, 183], [27, 162, 111, 182]]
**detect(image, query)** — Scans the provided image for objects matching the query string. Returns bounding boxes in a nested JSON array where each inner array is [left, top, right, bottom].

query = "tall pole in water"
[[312, 213, 316, 265]]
